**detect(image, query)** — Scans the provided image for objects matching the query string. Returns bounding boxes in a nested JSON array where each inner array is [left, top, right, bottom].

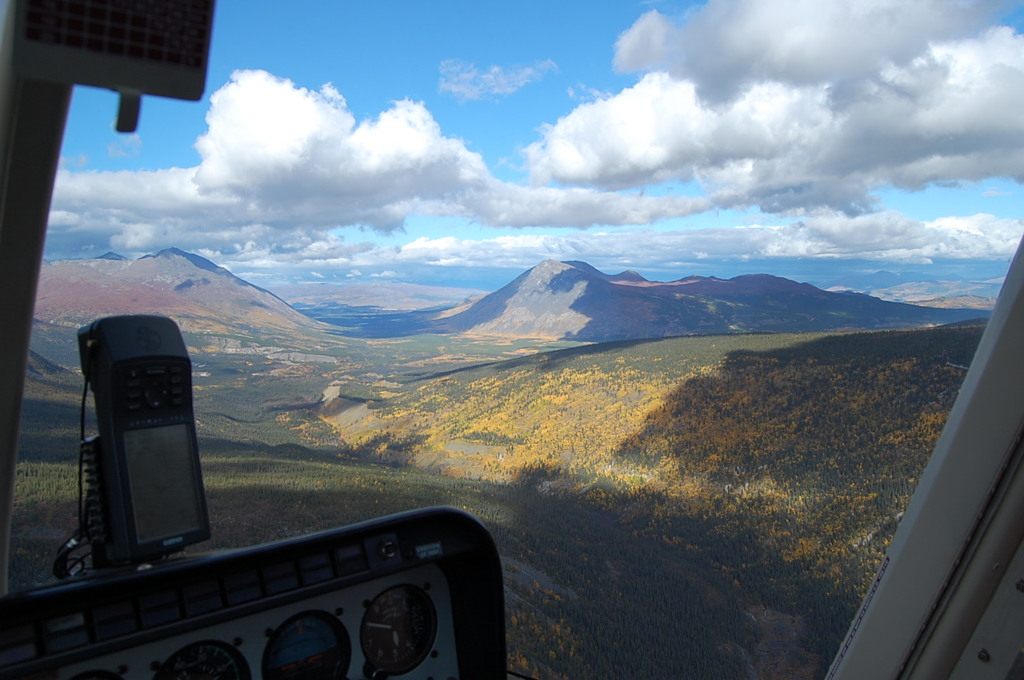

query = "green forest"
[[10, 321, 985, 679]]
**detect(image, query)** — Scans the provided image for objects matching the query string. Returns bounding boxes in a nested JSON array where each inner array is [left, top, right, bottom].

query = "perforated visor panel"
[[15, 0, 215, 100], [25, 0, 211, 69]]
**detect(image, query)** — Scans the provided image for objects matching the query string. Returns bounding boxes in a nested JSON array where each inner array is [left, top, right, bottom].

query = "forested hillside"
[[12, 322, 984, 679], [11, 354, 759, 679], [328, 323, 985, 666]]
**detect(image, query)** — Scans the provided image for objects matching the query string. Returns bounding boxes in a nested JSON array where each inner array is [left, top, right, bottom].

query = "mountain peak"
[[516, 260, 579, 286], [96, 251, 127, 261], [609, 269, 647, 283], [37, 249, 318, 334], [439, 259, 988, 340], [560, 260, 648, 283], [535, 259, 575, 274], [147, 247, 226, 275], [730, 273, 816, 292], [561, 260, 601, 273]]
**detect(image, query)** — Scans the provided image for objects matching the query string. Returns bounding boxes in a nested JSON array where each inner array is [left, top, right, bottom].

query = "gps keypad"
[[123, 363, 188, 411]]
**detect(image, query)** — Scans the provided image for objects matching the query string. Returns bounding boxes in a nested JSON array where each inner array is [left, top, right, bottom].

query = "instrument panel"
[[0, 507, 506, 680]]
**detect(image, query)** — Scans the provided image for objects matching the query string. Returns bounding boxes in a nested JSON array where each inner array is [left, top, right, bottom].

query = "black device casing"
[[78, 315, 209, 566]]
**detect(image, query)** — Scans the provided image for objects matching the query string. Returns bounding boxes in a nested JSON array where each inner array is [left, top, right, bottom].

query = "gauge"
[[360, 584, 437, 676], [153, 639, 250, 680], [262, 610, 350, 680]]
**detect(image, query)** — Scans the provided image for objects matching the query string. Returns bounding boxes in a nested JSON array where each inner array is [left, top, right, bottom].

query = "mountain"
[[824, 271, 1002, 309], [437, 260, 988, 340], [24, 350, 71, 379], [35, 248, 322, 335], [823, 270, 908, 291], [35, 253, 991, 343], [862, 281, 1001, 308]]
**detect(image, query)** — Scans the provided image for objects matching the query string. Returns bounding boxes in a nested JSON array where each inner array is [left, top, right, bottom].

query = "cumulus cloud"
[[433, 212, 1022, 267], [771, 212, 1024, 261], [308, 212, 1023, 282], [46, 2, 1024, 283], [50, 69, 695, 262], [613, 10, 675, 75], [528, 17, 1024, 216], [460, 180, 711, 228], [192, 70, 490, 230], [615, 0, 1001, 102], [439, 59, 557, 101]]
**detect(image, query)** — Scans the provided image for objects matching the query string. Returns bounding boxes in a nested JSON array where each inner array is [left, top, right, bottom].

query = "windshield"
[[12, 1, 1024, 678]]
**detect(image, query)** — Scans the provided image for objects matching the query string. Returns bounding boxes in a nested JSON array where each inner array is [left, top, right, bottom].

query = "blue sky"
[[48, 0, 1024, 291]]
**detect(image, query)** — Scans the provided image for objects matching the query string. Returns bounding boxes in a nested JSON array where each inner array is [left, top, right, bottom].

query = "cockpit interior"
[[1, 1, 1023, 679]]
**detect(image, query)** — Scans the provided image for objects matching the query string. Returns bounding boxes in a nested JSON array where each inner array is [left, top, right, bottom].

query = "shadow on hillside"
[[559, 267, 991, 341], [197, 471, 760, 679], [604, 322, 985, 660], [406, 336, 674, 383]]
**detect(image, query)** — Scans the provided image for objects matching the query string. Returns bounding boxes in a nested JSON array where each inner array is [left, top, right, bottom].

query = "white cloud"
[[277, 212, 1023, 278], [107, 133, 142, 158], [461, 180, 711, 228], [566, 83, 611, 103], [617, 1, 1001, 102], [45, 2, 1024, 284], [527, 22, 1024, 215], [776, 212, 1024, 261], [192, 70, 490, 230], [439, 59, 557, 101], [49, 68, 701, 262], [613, 10, 674, 74], [526, 74, 834, 191]]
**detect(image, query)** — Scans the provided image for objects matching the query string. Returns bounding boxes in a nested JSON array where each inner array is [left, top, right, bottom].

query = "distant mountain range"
[[35, 248, 322, 336], [35, 251, 988, 342], [434, 260, 987, 340], [823, 270, 1001, 308]]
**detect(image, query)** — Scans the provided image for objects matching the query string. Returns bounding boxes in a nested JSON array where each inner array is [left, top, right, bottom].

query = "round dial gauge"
[[153, 640, 250, 680], [262, 611, 350, 680], [360, 584, 437, 675]]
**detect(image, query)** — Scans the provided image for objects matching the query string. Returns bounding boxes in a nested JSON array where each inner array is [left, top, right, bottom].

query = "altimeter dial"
[[359, 584, 436, 675], [153, 639, 250, 680]]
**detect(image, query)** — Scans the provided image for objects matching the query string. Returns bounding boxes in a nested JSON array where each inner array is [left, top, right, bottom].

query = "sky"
[[46, 0, 1024, 291]]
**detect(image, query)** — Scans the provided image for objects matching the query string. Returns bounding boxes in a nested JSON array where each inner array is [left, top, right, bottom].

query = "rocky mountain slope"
[[436, 260, 987, 340], [35, 248, 322, 336], [36, 252, 989, 343]]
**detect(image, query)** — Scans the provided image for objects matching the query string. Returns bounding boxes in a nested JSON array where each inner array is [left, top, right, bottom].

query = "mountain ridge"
[[35, 249, 324, 336], [36, 252, 990, 342], [823, 270, 1001, 308], [436, 260, 988, 340]]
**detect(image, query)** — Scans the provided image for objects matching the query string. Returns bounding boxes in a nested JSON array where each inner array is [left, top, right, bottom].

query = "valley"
[[8, 250, 990, 679], [12, 317, 983, 679]]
